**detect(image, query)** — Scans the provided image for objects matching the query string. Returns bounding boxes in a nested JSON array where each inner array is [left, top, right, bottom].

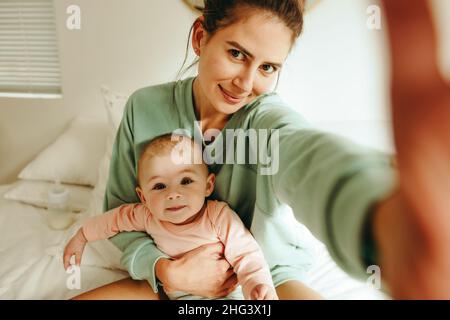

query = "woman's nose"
[[232, 68, 255, 94]]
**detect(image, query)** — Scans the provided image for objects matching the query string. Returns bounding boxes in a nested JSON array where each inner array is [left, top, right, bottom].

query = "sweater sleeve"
[[251, 103, 397, 281], [213, 202, 274, 300], [103, 95, 169, 293], [83, 204, 150, 242]]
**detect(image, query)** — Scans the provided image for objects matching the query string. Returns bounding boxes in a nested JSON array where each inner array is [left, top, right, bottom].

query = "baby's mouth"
[[166, 205, 187, 212]]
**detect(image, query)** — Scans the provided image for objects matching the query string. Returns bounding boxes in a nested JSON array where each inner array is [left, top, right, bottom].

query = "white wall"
[[278, 0, 449, 154], [278, 0, 393, 153], [0, 0, 449, 183]]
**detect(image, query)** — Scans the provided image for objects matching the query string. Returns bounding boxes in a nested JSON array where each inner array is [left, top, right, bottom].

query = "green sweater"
[[104, 77, 396, 293]]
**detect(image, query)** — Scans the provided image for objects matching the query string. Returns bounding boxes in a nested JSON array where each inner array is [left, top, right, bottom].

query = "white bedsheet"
[[0, 184, 128, 300], [0, 183, 388, 300]]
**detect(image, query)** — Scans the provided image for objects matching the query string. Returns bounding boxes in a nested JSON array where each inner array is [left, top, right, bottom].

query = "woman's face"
[[193, 11, 293, 116]]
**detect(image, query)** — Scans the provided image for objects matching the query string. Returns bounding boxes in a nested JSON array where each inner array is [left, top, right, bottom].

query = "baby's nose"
[[167, 191, 182, 200]]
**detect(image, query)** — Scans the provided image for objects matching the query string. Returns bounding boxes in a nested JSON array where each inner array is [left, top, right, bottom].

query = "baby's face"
[[136, 144, 214, 224]]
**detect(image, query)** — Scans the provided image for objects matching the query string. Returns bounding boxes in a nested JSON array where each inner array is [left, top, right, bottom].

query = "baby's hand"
[[250, 284, 278, 300], [63, 228, 88, 270]]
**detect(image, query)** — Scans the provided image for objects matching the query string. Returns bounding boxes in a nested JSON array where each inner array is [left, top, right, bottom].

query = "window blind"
[[0, 0, 61, 96]]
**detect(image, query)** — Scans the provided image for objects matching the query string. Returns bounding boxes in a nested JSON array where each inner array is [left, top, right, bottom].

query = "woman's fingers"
[[221, 273, 238, 290], [209, 273, 238, 298], [382, 0, 441, 89], [217, 258, 232, 274], [185, 241, 224, 259], [223, 267, 236, 280], [383, 0, 450, 239], [215, 287, 237, 299], [203, 241, 225, 258], [168, 242, 234, 297]]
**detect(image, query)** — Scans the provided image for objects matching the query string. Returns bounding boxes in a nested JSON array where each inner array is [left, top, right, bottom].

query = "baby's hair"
[[137, 133, 207, 187]]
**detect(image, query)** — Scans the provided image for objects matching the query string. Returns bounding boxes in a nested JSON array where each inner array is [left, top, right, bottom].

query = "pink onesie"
[[82, 200, 274, 299]]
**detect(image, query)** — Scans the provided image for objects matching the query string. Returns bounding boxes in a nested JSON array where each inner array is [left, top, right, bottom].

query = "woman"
[[74, 0, 450, 299]]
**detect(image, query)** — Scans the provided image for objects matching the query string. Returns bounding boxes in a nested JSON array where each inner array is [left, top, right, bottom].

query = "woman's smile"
[[219, 84, 246, 105]]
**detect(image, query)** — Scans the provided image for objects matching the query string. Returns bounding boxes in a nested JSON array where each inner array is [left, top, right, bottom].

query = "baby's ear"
[[135, 187, 146, 203], [205, 173, 215, 197]]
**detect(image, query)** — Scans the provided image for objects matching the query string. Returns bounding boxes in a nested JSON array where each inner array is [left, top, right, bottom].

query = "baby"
[[63, 133, 278, 300]]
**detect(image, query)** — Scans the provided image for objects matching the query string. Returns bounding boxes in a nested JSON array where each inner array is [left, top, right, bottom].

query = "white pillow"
[[19, 117, 109, 187], [87, 86, 128, 216], [3, 180, 92, 213], [69, 86, 128, 272]]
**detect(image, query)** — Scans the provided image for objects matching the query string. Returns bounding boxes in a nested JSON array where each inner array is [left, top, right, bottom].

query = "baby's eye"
[[229, 49, 245, 61], [152, 183, 166, 190], [181, 177, 194, 185], [261, 64, 277, 74]]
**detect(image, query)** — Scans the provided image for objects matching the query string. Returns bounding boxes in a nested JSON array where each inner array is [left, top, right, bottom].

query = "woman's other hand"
[[155, 242, 238, 298], [378, 0, 450, 299]]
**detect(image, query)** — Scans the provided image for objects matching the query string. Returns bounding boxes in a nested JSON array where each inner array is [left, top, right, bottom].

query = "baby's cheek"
[[147, 195, 163, 214], [191, 194, 206, 212]]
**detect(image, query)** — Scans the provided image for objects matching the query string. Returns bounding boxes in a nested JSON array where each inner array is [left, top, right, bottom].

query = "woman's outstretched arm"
[[252, 0, 450, 299], [250, 102, 396, 282]]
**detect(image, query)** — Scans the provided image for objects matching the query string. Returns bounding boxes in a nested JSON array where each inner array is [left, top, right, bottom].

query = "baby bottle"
[[47, 180, 73, 230]]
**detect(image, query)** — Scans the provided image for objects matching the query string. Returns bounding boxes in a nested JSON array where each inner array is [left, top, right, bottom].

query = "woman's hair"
[[202, 0, 304, 42], [175, 0, 305, 82]]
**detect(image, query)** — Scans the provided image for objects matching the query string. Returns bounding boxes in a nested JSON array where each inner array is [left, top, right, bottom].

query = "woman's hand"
[[155, 242, 238, 298], [374, 189, 450, 299], [377, 0, 450, 298]]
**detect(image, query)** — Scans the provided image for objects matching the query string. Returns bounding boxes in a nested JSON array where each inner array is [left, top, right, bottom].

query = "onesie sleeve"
[[82, 203, 151, 242], [212, 201, 275, 299]]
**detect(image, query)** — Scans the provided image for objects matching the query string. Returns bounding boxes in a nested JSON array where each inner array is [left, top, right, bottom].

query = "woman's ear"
[[192, 16, 206, 56], [205, 173, 215, 197], [135, 186, 146, 203]]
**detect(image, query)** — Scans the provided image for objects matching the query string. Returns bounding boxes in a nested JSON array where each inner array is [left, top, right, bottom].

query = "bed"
[[0, 87, 388, 300], [0, 183, 129, 299], [0, 182, 388, 300]]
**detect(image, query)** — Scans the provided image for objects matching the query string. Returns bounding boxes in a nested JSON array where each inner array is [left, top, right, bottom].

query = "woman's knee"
[[71, 277, 161, 300]]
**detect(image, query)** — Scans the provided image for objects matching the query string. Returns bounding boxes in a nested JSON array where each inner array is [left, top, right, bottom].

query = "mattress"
[[0, 183, 128, 300]]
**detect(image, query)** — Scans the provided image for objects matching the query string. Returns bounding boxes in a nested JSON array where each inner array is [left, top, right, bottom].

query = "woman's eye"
[[229, 49, 245, 61], [261, 64, 276, 74], [181, 177, 193, 185], [152, 183, 166, 190]]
